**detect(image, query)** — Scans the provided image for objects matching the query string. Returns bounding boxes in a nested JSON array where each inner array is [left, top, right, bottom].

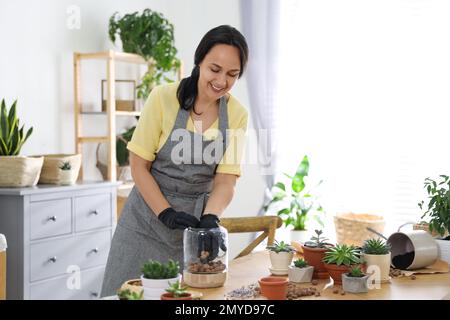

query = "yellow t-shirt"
[[127, 82, 248, 176]]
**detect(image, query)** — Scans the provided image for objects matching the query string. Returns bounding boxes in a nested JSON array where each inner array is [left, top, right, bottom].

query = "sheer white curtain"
[[277, 0, 450, 237]]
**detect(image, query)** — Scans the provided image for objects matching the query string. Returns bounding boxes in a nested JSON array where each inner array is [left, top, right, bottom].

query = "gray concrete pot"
[[342, 273, 369, 293], [288, 265, 314, 283]]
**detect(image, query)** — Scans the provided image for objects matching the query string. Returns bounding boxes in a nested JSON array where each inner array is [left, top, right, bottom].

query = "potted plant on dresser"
[[418, 175, 450, 265], [263, 156, 325, 243], [361, 238, 391, 283], [140, 259, 181, 300], [302, 230, 333, 279], [266, 240, 295, 275], [322, 244, 361, 285], [160, 280, 192, 300], [288, 258, 314, 283], [342, 265, 369, 293], [0, 99, 43, 187]]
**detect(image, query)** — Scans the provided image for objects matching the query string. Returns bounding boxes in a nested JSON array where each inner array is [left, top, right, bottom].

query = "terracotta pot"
[[258, 276, 288, 300], [323, 263, 350, 285], [160, 292, 193, 300], [301, 245, 329, 279]]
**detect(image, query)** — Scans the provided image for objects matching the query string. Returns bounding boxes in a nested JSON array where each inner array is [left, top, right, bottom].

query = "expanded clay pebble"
[[287, 283, 318, 299], [311, 280, 319, 285], [410, 275, 416, 280], [333, 288, 339, 294], [315, 292, 321, 297], [340, 290, 346, 295], [389, 268, 403, 278]]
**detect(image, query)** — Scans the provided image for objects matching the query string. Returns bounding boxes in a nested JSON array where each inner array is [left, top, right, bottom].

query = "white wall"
[[0, 0, 266, 258]]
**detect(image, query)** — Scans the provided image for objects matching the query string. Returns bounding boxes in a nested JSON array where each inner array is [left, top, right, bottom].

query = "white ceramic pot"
[[288, 265, 314, 283], [290, 230, 310, 244], [362, 252, 391, 283], [269, 251, 294, 270], [387, 230, 438, 270], [140, 274, 181, 300], [436, 239, 450, 265], [342, 273, 369, 293]]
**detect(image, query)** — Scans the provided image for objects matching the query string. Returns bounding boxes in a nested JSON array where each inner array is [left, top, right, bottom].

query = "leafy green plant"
[[362, 238, 391, 255], [322, 244, 361, 266], [109, 9, 181, 100], [263, 156, 324, 231], [347, 266, 365, 278], [165, 280, 190, 298], [418, 175, 450, 237], [141, 259, 179, 279], [293, 258, 309, 268], [266, 240, 296, 253], [117, 288, 144, 300], [59, 161, 71, 171], [116, 125, 136, 166], [0, 99, 33, 156], [303, 230, 333, 248]]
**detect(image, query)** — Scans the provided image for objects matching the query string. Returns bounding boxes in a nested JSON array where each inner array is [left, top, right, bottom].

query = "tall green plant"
[[109, 9, 181, 99], [0, 99, 33, 156], [264, 155, 324, 231], [418, 175, 450, 237]]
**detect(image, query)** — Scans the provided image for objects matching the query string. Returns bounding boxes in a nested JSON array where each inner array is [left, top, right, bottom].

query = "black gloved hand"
[[158, 207, 199, 230], [197, 214, 227, 262]]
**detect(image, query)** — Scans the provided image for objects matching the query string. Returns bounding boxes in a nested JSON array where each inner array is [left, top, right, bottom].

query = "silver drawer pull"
[[47, 216, 57, 222], [91, 247, 99, 254], [90, 210, 99, 215], [49, 256, 57, 263], [90, 291, 99, 298]]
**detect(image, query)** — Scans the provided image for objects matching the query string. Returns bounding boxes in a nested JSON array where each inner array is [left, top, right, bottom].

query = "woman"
[[101, 25, 249, 297]]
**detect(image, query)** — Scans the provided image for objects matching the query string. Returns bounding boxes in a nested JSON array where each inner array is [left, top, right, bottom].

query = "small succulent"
[[362, 238, 391, 255], [165, 280, 190, 298], [266, 240, 296, 253], [303, 230, 333, 248], [348, 266, 365, 278], [117, 288, 143, 300], [141, 259, 179, 279], [59, 161, 71, 171], [293, 258, 309, 268], [322, 244, 361, 266]]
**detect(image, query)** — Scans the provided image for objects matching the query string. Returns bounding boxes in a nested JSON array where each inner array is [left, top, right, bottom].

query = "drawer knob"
[[48, 216, 57, 222], [91, 247, 99, 254], [90, 210, 99, 215], [90, 291, 99, 298], [49, 256, 57, 263]]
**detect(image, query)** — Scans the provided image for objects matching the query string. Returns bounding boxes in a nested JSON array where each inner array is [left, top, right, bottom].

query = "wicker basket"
[[36, 154, 81, 185], [0, 156, 44, 187], [334, 213, 385, 246]]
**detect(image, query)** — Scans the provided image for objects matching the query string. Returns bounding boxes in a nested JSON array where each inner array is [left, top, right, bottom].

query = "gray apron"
[[101, 96, 229, 297]]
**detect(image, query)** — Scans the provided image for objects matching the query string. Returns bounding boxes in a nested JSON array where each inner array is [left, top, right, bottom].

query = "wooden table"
[[194, 251, 450, 300]]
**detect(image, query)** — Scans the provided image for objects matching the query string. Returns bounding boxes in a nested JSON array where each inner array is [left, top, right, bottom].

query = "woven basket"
[[334, 213, 385, 246], [36, 154, 81, 185], [0, 156, 44, 187]]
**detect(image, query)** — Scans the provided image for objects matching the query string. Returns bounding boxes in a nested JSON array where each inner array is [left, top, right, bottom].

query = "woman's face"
[[198, 44, 241, 102]]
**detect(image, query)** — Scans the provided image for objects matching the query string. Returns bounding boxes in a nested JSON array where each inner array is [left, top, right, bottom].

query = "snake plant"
[[0, 99, 33, 156]]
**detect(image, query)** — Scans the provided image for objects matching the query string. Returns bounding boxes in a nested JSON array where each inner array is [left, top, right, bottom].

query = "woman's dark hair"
[[177, 25, 249, 111]]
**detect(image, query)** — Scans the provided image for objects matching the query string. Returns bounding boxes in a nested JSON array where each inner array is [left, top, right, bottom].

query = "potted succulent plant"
[[0, 99, 43, 187], [258, 276, 288, 300], [419, 175, 450, 265], [140, 259, 181, 300], [301, 230, 333, 279], [117, 288, 144, 300], [160, 280, 192, 300], [342, 265, 369, 293], [263, 156, 325, 243], [288, 258, 314, 283], [266, 240, 295, 275], [361, 238, 391, 283], [322, 244, 361, 285]]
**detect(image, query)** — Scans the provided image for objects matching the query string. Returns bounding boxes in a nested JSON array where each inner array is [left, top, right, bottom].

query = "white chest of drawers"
[[0, 182, 118, 299]]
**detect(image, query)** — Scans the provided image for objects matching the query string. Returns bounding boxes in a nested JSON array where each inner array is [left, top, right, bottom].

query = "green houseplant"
[[322, 244, 361, 285], [0, 99, 43, 187], [264, 155, 324, 243], [288, 258, 314, 283], [301, 230, 333, 280], [361, 238, 391, 283], [266, 240, 295, 274], [160, 280, 192, 300], [109, 9, 181, 100], [140, 259, 181, 300], [342, 265, 369, 293], [418, 175, 450, 265]]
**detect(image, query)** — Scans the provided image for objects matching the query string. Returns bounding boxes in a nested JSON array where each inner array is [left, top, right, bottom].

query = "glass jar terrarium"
[[183, 226, 228, 288]]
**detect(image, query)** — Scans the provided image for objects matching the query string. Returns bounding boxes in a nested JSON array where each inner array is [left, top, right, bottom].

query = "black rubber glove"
[[158, 207, 199, 230], [197, 214, 227, 262]]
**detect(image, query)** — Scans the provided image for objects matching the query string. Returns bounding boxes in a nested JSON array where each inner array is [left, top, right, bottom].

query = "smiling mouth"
[[210, 83, 225, 93]]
